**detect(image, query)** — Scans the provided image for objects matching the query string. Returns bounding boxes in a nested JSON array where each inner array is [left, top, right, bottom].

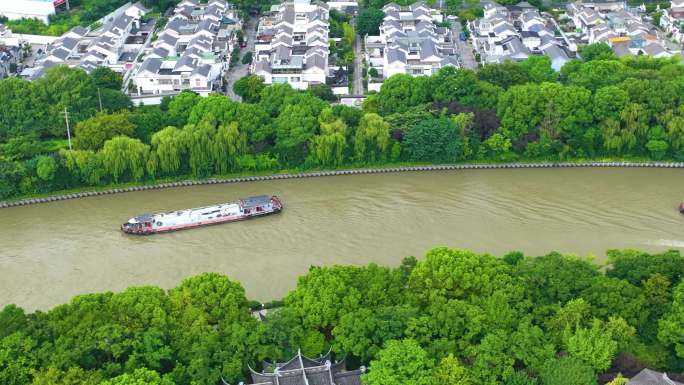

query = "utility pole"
[[97, 87, 103, 112], [63, 107, 73, 150]]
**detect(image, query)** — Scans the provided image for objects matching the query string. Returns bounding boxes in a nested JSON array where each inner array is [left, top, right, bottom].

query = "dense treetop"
[[2, 247, 684, 385], [3, 50, 684, 200]]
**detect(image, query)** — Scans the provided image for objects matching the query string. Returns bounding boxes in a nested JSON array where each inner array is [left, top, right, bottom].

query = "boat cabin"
[[239, 195, 272, 214], [122, 213, 155, 233]]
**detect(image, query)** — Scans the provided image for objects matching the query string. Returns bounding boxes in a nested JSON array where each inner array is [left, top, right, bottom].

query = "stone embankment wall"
[[2, 162, 683, 209]]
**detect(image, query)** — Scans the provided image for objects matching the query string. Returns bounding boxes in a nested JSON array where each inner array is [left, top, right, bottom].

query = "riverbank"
[[3, 160, 684, 208]]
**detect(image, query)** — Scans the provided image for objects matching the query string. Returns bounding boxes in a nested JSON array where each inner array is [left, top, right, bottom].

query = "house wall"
[[0, 0, 55, 24]]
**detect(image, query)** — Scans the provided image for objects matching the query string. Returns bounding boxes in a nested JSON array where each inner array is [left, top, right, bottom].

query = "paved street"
[[225, 17, 257, 101], [452, 21, 477, 70], [352, 34, 363, 96]]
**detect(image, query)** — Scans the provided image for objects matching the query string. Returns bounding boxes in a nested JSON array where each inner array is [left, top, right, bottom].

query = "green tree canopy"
[[538, 357, 597, 385], [363, 339, 434, 385], [74, 112, 135, 151], [403, 117, 463, 162]]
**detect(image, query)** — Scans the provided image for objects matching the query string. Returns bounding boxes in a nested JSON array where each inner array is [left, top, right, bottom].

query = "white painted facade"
[[0, 0, 55, 24], [253, 0, 330, 90]]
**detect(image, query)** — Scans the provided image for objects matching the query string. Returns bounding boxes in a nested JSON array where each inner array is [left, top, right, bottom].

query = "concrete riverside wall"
[[2, 161, 684, 209]]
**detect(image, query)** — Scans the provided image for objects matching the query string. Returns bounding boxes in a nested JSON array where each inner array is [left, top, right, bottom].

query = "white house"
[[133, 0, 239, 96], [252, 0, 330, 89], [365, 1, 458, 80]]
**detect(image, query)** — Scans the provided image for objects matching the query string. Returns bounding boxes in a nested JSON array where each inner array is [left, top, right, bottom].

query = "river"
[[1, 168, 683, 311]]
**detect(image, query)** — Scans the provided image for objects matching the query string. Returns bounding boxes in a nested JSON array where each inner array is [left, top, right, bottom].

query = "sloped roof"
[[174, 54, 197, 71], [191, 64, 211, 77], [244, 350, 363, 385], [305, 53, 326, 70], [69, 26, 88, 37], [50, 47, 71, 60], [140, 57, 162, 74], [387, 47, 407, 63], [627, 369, 684, 385], [151, 46, 170, 57], [641, 42, 667, 56]]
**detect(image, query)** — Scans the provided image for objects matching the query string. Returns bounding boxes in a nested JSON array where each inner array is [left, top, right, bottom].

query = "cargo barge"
[[121, 195, 282, 235]]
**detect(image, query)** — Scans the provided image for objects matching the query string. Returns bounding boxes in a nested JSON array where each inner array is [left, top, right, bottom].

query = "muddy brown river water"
[[1, 168, 683, 310]]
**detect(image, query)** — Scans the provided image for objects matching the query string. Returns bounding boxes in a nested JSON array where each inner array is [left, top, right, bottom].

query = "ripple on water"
[[2, 167, 684, 311]]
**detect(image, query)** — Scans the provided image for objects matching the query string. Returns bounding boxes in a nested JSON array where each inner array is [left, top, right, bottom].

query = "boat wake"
[[648, 239, 684, 248]]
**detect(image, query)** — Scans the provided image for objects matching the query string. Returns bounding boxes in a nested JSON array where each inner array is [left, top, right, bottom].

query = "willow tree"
[[309, 109, 348, 167], [151, 126, 186, 176], [661, 106, 684, 153], [183, 122, 215, 178], [213, 122, 247, 174], [354, 113, 390, 163], [59, 149, 105, 185], [100, 136, 150, 182]]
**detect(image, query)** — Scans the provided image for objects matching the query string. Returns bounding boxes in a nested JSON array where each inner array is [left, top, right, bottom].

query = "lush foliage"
[[1, 0, 174, 36], [5, 51, 684, 201], [2, 247, 684, 385]]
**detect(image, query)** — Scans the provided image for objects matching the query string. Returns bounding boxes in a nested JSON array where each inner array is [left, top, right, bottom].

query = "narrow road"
[[352, 34, 363, 96], [452, 21, 477, 70], [225, 17, 257, 101], [122, 20, 158, 94]]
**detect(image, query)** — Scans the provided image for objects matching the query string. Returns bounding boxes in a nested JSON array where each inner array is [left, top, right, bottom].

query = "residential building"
[[626, 368, 684, 385], [0, 23, 21, 49], [133, 0, 241, 96], [235, 349, 364, 385], [471, 2, 573, 67], [660, 0, 684, 43], [252, 0, 330, 90], [581, 0, 627, 12], [0, 24, 22, 79], [0, 0, 57, 24], [24, 2, 152, 80], [364, 1, 458, 83], [566, 1, 674, 57]]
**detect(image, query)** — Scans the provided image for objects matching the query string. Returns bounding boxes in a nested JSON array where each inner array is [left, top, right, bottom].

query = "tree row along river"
[[1, 167, 683, 311]]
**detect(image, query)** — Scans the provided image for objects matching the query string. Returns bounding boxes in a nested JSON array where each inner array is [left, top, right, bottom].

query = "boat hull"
[[122, 208, 281, 235], [121, 195, 283, 235]]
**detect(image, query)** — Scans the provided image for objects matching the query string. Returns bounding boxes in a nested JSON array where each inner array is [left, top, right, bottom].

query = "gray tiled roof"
[[108, 14, 134, 34], [191, 64, 211, 77], [641, 42, 666, 56], [543, 44, 569, 60], [244, 351, 363, 385], [387, 47, 406, 63], [50, 47, 71, 60], [419, 39, 437, 60], [612, 42, 633, 57], [255, 60, 271, 73], [69, 26, 88, 37], [305, 53, 326, 69], [59, 36, 80, 50], [140, 57, 162, 74], [158, 33, 178, 47], [174, 54, 197, 71], [152, 46, 170, 57], [627, 369, 684, 385], [165, 18, 187, 33]]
